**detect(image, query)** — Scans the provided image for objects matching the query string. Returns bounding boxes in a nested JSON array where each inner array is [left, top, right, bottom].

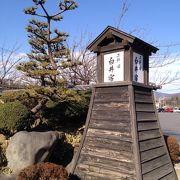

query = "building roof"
[[87, 26, 159, 54]]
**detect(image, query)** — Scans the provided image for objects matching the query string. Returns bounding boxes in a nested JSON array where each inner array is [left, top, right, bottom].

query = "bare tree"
[[115, 0, 129, 29], [115, 0, 180, 88], [115, 0, 148, 39], [0, 44, 25, 85], [149, 44, 180, 86], [61, 33, 96, 85]]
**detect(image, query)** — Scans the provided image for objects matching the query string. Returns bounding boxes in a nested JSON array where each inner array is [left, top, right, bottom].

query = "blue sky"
[[1, 0, 180, 53], [0, 0, 179, 93]]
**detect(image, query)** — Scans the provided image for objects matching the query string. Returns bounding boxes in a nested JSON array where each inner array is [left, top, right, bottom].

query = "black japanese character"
[[139, 56, 142, 65], [117, 64, 120, 68], [117, 53, 120, 62], [135, 66, 138, 71], [135, 74, 138, 81], [108, 74, 114, 81], [135, 57, 138, 64], [109, 65, 114, 72], [109, 57, 114, 65]]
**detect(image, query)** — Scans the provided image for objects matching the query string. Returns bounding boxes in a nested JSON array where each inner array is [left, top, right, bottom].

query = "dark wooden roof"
[[87, 26, 159, 54]]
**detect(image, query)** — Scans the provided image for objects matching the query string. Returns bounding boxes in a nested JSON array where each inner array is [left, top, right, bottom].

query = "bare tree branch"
[[60, 31, 96, 85], [114, 1, 180, 88], [0, 44, 25, 85], [115, 0, 129, 29]]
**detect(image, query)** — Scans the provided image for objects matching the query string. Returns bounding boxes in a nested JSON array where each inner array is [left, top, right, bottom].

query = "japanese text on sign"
[[133, 52, 144, 83], [104, 51, 124, 82]]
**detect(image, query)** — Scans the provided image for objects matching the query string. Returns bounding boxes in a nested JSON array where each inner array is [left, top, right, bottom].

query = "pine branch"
[[39, 2, 50, 18], [51, 1, 77, 18]]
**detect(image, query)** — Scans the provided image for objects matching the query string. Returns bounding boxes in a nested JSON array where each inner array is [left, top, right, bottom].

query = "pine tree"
[[17, 0, 78, 114]]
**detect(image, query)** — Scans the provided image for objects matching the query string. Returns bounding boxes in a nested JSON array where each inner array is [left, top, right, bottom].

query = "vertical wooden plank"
[[124, 48, 131, 81], [128, 85, 142, 180], [97, 53, 102, 83], [144, 53, 149, 85], [71, 88, 96, 174], [101, 53, 104, 83], [129, 47, 133, 82]]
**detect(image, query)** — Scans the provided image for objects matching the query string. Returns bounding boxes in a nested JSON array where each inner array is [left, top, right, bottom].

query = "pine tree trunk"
[[31, 99, 48, 114]]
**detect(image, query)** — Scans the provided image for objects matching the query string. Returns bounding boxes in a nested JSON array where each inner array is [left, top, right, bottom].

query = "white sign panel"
[[104, 51, 124, 82], [133, 52, 144, 83]]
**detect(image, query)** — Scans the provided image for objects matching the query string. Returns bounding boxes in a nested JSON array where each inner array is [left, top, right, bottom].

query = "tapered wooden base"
[[71, 82, 177, 180]]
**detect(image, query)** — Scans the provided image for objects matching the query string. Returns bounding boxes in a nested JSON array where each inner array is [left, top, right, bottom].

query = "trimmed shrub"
[[0, 90, 38, 110], [0, 101, 31, 135], [1, 90, 91, 131], [17, 162, 68, 180], [43, 90, 91, 129], [0, 91, 24, 103], [164, 135, 179, 164]]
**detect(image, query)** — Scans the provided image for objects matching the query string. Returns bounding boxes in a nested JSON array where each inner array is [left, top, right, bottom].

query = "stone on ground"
[[6, 131, 64, 173]]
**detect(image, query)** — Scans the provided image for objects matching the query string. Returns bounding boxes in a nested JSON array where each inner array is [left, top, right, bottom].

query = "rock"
[[6, 131, 64, 173]]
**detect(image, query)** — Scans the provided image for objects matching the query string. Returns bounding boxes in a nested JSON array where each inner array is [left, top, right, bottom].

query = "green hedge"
[[0, 90, 91, 132], [0, 101, 31, 135], [0, 90, 38, 110], [43, 90, 91, 129]]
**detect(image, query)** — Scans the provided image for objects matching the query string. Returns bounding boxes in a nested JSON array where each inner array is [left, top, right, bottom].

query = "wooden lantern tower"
[[70, 26, 177, 180]]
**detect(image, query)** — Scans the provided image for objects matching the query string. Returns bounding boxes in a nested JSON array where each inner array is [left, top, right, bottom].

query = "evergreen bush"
[[43, 90, 91, 129], [0, 90, 39, 110], [0, 101, 31, 135]]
